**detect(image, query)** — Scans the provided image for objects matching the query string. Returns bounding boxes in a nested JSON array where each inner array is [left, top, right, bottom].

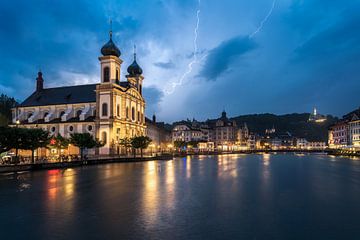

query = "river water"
[[1, 153, 360, 239]]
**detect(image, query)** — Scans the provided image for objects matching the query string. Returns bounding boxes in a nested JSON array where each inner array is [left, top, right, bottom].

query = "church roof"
[[20, 84, 97, 107]]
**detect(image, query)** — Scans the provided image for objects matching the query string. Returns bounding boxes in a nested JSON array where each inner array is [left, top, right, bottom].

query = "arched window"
[[116, 104, 120, 117], [101, 131, 107, 144], [28, 112, 33, 118], [102, 103, 108, 116], [60, 111, 65, 118], [116, 68, 119, 82], [131, 107, 135, 121], [139, 84, 142, 95], [137, 111, 140, 122], [76, 109, 82, 118], [43, 112, 49, 119], [103, 67, 110, 82], [126, 107, 129, 119]]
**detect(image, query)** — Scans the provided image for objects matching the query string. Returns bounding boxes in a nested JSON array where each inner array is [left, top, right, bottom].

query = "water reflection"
[[3, 154, 360, 239], [141, 161, 160, 227]]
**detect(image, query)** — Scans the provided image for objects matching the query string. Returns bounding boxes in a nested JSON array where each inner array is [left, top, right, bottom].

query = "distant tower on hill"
[[309, 107, 326, 123]]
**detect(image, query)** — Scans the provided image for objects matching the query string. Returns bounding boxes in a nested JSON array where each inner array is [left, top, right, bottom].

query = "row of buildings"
[[171, 111, 255, 151], [328, 108, 360, 149]]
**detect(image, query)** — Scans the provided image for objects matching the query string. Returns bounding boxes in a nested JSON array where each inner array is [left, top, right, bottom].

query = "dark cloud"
[[143, 86, 164, 116], [198, 36, 257, 81], [153, 61, 175, 69]]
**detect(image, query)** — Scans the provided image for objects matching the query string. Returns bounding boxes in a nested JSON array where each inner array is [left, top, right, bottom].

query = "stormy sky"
[[0, 0, 359, 122]]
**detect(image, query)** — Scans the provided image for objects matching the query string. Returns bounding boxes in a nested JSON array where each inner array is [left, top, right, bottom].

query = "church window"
[[87, 125, 93, 132], [117, 104, 120, 117], [102, 103, 108, 117], [102, 131, 107, 144], [137, 111, 140, 122], [126, 107, 129, 119], [68, 125, 74, 132], [76, 109, 82, 118], [60, 111, 65, 118], [132, 107, 135, 121], [116, 68, 119, 82], [103, 67, 110, 82]]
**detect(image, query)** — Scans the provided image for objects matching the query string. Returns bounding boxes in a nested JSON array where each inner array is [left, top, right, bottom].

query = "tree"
[[70, 133, 103, 160], [174, 140, 186, 151], [4, 127, 28, 163], [0, 94, 18, 126], [188, 141, 199, 148], [0, 127, 48, 164], [49, 134, 70, 157], [130, 136, 152, 158], [118, 137, 132, 156], [0, 127, 13, 154], [22, 128, 50, 164]]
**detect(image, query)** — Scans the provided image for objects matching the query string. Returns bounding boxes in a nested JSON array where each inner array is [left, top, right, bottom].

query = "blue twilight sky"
[[0, 0, 359, 122]]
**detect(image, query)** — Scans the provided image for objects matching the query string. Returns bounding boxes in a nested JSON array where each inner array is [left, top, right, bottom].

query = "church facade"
[[11, 31, 146, 157]]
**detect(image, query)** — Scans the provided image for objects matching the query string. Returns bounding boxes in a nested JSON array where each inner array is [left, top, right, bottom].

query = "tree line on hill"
[[0, 94, 18, 126], [230, 113, 338, 141]]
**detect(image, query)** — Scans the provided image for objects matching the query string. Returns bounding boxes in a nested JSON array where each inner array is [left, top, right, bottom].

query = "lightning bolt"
[[164, 0, 275, 94], [249, 0, 276, 39], [164, 0, 201, 95]]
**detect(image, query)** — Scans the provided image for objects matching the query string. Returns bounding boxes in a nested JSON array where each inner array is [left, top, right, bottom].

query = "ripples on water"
[[1, 153, 360, 239]]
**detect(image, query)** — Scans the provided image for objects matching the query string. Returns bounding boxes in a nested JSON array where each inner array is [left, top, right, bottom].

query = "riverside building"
[[11, 31, 146, 157]]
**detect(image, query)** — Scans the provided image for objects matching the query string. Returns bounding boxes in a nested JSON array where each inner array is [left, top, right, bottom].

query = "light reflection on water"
[[1, 154, 360, 239]]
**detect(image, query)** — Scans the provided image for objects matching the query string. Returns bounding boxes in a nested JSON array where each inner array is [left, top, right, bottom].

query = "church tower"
[[96, 26, 123, 156], [126, 45, 144, 95], [98, 25, 122, 84]]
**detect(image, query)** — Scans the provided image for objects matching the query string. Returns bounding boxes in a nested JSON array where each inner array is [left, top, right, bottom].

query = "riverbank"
[[0, 154, 173, 174], [2, 150, 359, 174]]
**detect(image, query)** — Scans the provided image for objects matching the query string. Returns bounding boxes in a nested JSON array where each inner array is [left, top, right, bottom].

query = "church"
[[11, 30, 146, 157]]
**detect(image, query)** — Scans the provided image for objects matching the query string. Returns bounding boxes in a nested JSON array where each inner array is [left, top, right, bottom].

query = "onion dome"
[[127, 48, 143, 76], [101, 31, 121, 57]]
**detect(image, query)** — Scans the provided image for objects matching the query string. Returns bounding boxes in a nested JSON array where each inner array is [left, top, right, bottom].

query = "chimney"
[[36, 71, 44, 92]]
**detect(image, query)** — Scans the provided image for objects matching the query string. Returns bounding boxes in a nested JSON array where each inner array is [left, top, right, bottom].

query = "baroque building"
[[11, 31, 146, 157]]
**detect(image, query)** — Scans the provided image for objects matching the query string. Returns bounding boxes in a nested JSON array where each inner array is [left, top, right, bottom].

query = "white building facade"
[[12, 31, 146, 157]]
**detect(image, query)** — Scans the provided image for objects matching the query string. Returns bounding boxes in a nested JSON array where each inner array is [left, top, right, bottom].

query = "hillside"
[[231, 113, 338, 142]]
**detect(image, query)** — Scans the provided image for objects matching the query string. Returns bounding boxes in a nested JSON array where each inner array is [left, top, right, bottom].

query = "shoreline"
[[1, 150, 359, 174]]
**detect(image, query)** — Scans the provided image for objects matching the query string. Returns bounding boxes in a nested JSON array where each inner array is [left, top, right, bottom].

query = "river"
[[1, 153, 360, 239]]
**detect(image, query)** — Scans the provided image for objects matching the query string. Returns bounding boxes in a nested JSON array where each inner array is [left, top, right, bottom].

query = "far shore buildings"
[[145, 115, 172, 151], [11, 30, 147, 157], [172, 111, 256, 151], [328, 107, 360, 149]]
